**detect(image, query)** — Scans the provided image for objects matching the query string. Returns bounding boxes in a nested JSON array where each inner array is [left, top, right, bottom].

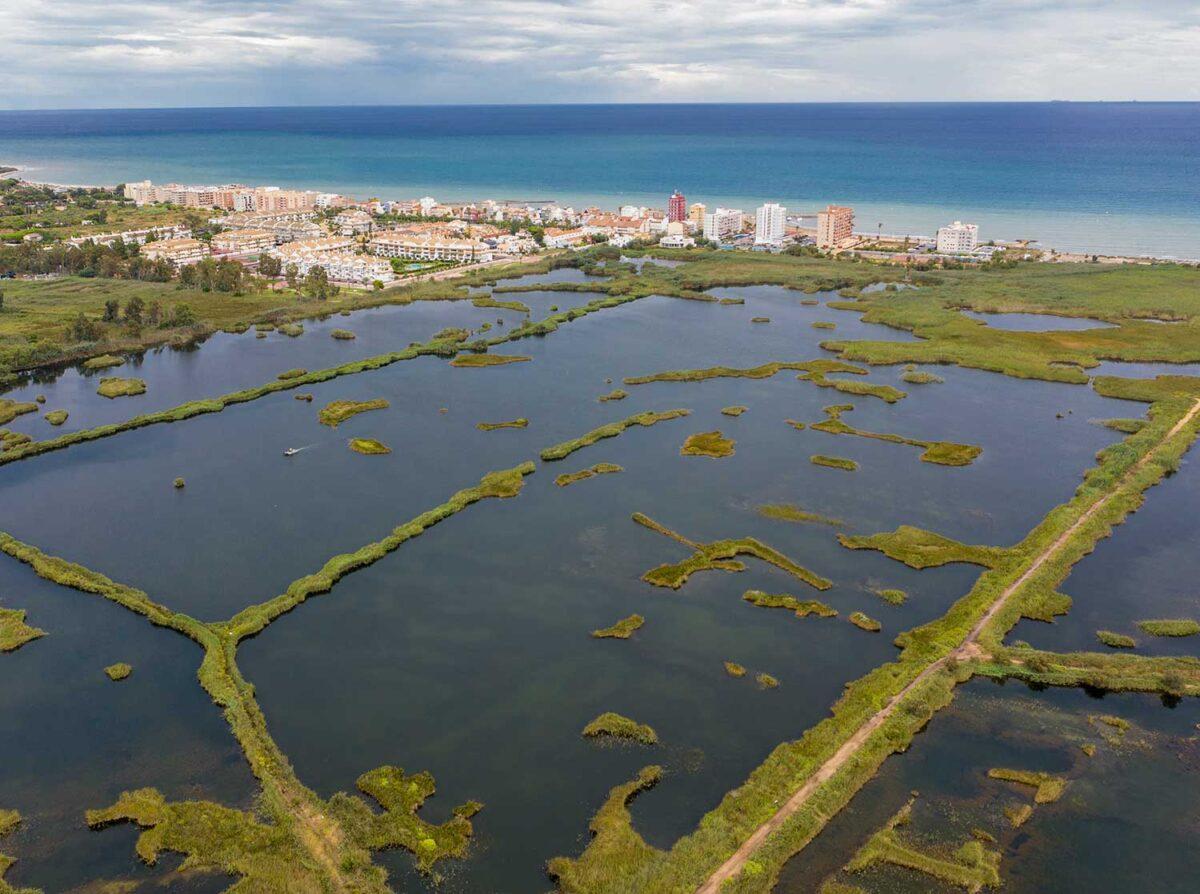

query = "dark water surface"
[[0, 273, 1186, 893], [777, 681, 1200, 893]]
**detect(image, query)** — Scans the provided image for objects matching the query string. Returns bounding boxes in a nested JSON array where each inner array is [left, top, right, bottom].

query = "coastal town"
[[4, 171, 1135, 296]]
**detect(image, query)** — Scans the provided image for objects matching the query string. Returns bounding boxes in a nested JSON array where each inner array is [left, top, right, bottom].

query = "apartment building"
[[702, 208, 744, 243], [140, 238, 210, 267], [542, 228, 594, 250], [334, 209, 374, 236], [935, 221, 980, 254], [66, 224, 192, 248], [816, 205, 855, 249], [125, 180, 319, 212], [369, 232, 494, 263], [211, 229, 276, 255], [755, 203, 786, 246], [689, 203, 707, 228]]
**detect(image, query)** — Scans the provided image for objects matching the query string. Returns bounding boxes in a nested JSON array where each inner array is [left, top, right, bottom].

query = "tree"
[[102, 299, 120, 322], [373, 279, 384, 291], [258, 253, 282, 278], [123, 296, 145, 324], [0, 287, 4, 311], [69, 312, 101, 342], [285, 263, 299, 290], [168, 303, 197, 327], [147, 300, 162, 327]]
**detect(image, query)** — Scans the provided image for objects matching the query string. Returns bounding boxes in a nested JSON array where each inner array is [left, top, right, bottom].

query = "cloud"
[[1, 0, 1197, 107]]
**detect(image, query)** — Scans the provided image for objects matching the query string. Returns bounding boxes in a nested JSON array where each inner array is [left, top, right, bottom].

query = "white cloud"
[[1, 0, 1197, 106]]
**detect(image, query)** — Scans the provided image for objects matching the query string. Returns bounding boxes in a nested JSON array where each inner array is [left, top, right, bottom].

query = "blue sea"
[[1, 103, 1197, 257]]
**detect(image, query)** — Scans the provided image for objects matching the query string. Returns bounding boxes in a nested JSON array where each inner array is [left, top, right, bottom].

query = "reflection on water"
[[776, 681, 1200, 894], [961, 310, 1116, 332]]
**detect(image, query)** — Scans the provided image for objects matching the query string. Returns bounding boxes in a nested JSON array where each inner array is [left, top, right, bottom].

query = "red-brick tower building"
[[668, 191, 686, 223]]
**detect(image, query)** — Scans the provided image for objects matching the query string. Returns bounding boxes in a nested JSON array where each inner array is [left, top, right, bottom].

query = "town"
[[1, 174, 1026, 291]]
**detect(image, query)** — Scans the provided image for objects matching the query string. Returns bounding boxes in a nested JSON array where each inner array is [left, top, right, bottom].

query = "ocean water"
[[0, 103, 1197, 258]]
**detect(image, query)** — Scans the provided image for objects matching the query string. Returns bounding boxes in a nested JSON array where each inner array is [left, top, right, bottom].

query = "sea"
[[0, 103, 1197, 258]]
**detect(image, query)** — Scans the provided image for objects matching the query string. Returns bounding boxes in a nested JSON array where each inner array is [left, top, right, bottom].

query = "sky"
[[3, 0, 1199, 109]]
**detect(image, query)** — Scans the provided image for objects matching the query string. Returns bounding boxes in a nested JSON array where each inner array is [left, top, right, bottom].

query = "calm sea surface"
[[1, 103, 1197, 257]]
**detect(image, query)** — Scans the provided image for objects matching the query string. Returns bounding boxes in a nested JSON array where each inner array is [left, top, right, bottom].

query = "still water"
[[0, 273, 1182, 892]]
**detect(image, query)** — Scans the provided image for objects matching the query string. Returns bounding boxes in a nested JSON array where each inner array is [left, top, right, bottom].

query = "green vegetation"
[[0, 808, 37, 894], [349, 438, 392, 455], [742, 590, 837, 619], [812, 321, 836, 330], [449, 353, 531, 367], [811, 454, 858, 471], [808, 403, 982, 466], [582, 712, 659, 745], [548, 766, 663, 893], [104, 663, 132, 681], [680, 430, 735, 458], [721, 406, 748, 416], [0, 463, 536, 890], [623, 359, 865, 386], [724, 662, 747, 678], [43, 409, 67, 426], [0, 607, 44, 652], [472, 296, 530, 313], [592, 614, 644, 639], [1136, 618, 1200, 637], [756, 673, 780, 689], [0, 400, 37, 426], [1096, 630, 1137, 649], [1099, 417, 1145, 433], [173, 477, 185, 489], [633, 512, 832, 592], [849, 612, 882, 632], [278, 323, 304, 337], [96, 377, 145, 398], [838, 526, 1008, 569], [751, 317, 771, 324], [555, 463, 623, 487], [318, 398, 390, 428], [540, 409, 691, 461], [876, 589, 908, 606], [900, 368, 945, 385], [598, 389, 628, 402], [986, 768, 1067, 803], [845, 801, 1001, 891], [757, 503, 841, 527], [276, 368, 307, 380], [1004, 803, 1033, 828], [330, 329, 356, 340], [83, 354, 124, 370], [477, 418, 529, 431]]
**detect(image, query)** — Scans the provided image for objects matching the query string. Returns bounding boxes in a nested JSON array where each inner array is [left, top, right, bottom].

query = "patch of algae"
[[680, 430, 735, 458], [0, 608, 44, 652], [96, 378, 146, 399], [555, 463, 623, 487], [1, 809, 38, 894], [592, 614, 644, 639], [838, 525, 1008, 569], [318, 398, 389, 427], [809, 404, 982, 466], [540, 409, 691, 461], [742, 590, 837, 620], [633, 512, 832, 591]]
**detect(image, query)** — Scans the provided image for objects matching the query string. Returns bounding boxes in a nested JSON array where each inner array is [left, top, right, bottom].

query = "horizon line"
[[2, 99, 1198, 114]]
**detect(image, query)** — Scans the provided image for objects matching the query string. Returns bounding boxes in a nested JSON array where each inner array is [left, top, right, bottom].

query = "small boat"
[[283, 448, 301, 457]]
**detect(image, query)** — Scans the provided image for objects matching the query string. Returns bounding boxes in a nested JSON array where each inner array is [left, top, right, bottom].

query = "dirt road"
[[696, 397, 1200, 893]]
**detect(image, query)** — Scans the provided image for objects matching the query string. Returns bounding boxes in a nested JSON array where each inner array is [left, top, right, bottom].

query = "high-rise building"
[[936, 221, 979, 254], [668, 191, 687, 223], [689, 203, 706, 227], [816, 205, 855, 249], [702, 208, 744, 243], [755, 203, 786, 246]]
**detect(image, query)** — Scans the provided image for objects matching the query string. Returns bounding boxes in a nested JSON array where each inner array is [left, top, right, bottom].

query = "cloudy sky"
[[4, 0, 1198, 108]]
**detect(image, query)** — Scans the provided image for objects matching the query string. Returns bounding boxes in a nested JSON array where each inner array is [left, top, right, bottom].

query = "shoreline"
[[3, 164, 1197, 264]]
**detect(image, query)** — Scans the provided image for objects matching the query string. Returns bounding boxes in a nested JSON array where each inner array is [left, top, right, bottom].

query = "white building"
[[67, 224, 192, 248], [754, 203, 786, 246], [369, 232, 494, 263], [659, 234, 695, 249], [418, 196, 439, 216], [211, 229, 276, 255], [936, 221, 980, 254], [141, 238, 210, 267], [334, 209, 374, 236], [703, 208, 744, 243]]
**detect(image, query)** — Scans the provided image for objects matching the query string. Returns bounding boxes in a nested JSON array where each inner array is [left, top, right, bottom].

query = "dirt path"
[[696, 397, 1200, 894]]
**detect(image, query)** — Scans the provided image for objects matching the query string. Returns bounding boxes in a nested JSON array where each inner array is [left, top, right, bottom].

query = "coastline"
[[5, 163, 1196, 263]]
